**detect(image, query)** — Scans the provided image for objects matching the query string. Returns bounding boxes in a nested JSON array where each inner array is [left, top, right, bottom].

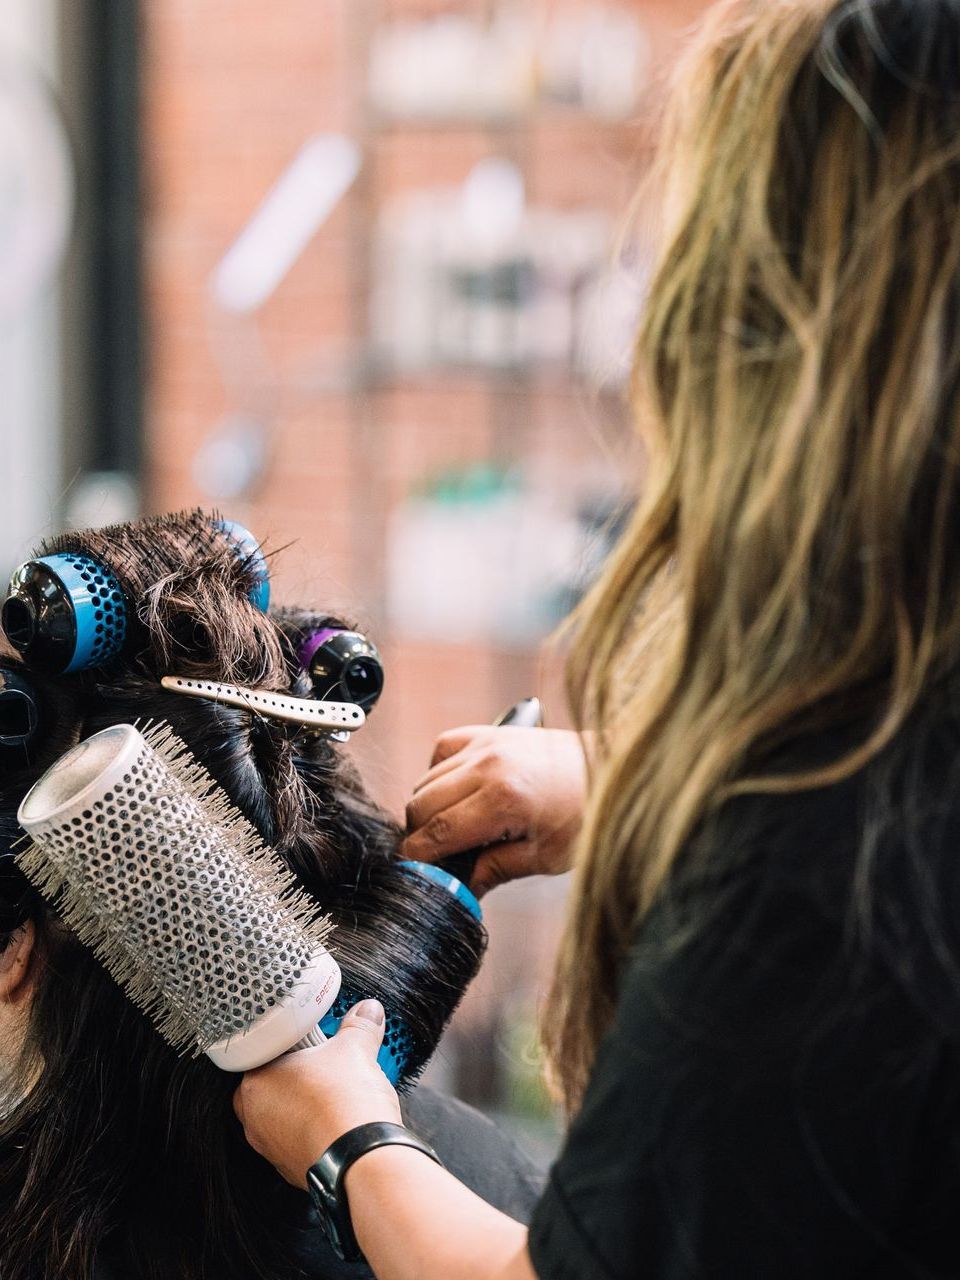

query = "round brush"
[[16, 722, 341, 1071]]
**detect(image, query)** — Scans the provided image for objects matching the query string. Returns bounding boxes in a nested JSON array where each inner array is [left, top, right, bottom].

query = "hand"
[[402, 727, 588, 895], [233, 1000, 402, 1189]]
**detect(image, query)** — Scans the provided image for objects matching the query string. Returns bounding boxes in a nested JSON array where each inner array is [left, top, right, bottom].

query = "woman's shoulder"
[[661, 691, 960, 1043]]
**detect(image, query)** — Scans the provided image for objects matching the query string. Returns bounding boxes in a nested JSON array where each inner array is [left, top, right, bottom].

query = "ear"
[[0, 921, 37, 1005]]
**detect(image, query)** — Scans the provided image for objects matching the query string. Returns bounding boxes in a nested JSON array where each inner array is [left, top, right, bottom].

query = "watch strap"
[[307, 1121, 444, 1262]]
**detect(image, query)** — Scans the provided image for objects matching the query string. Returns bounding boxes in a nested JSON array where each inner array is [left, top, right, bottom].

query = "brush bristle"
[[17, 723, 332, 1055]]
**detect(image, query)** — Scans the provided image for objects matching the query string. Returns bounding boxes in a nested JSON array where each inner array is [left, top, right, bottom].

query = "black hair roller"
[[275, 611, 385, 711], [0, 670, 46, 932], [0, 667, 44, 753], [299, 628, 384, 710]]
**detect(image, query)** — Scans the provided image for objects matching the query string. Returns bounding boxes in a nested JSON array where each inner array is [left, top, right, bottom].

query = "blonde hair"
[[546, 0, 960, 1110]]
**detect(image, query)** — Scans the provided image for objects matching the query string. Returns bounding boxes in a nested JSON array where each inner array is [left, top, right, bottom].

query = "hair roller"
[[3, 514, 271, 676], [274, 611, 384, 710], [214, 519, 271, 613], [299, 628, 384, 710], [2, 552, 129, 675], [0, 666, 44, 751]]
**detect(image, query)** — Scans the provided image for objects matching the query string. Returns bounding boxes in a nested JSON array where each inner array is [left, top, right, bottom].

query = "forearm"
[[346, 1145, 535, 1280]]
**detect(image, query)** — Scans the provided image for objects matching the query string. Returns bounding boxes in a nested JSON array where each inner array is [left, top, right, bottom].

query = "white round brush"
[[16, 722, 342, 1071]]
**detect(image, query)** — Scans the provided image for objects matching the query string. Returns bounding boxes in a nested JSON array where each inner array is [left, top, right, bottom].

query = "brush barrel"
[[317, 862, 482, 1086], [18, 723, 341, 1069]]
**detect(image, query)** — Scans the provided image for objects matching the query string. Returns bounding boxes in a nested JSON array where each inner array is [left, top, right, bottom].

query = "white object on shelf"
[[211, 134, 361, 315], [369, 13, 535, 122], [576, 259, 648, 389], [371, 176, 611, 375], [368, 6, 648, 124], [0, 57, 73, 324]]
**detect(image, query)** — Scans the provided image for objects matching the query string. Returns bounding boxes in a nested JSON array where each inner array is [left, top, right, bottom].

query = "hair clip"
[[298, 628, 384, 710], [160, 675, 366, 733], [0, 667, 42, 751], [2, 520, 270, 677]]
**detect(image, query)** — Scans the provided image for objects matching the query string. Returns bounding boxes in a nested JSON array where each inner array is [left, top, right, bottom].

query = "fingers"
[[403, 787, 527, 863], [470, 843, 533, 897], [428, 726, 492, 768], [411, 749, 467, 794], [231, 1002, 401, 1191], [405, 761, 480, 834]]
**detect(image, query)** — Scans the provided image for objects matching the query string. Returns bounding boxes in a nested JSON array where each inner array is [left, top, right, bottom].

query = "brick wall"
[[141, 0, 713, 1119]]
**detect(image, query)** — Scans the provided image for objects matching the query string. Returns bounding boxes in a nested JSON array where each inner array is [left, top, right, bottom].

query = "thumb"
[[336, 999, 386, 1055]]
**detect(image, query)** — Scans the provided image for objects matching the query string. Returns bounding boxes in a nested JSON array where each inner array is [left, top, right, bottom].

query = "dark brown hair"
[[0, 510, 485, 1279]]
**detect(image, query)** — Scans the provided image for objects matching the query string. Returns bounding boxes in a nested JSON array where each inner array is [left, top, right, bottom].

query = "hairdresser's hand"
[[234, 1000, 401, 1190], [402, 727, 588, 895]]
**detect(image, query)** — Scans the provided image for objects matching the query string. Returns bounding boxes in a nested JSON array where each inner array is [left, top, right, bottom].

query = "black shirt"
[[529, 710, 960, 1278]]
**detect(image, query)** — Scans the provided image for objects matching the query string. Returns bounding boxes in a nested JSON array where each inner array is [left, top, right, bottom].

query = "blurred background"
[[1, 0, 710, 1160]]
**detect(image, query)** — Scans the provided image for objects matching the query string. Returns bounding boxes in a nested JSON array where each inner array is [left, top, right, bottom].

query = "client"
[[0, 510, 541, 1280]]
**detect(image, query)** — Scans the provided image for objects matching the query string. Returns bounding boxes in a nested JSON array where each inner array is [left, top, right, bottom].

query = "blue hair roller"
[[316, 862, 481, 1084], [2, 552, 129, 675], [2, 519, 269, 675], [400, 860, 483, 921], [319, 996, 415, 1087], [215, 519, 270, 612]]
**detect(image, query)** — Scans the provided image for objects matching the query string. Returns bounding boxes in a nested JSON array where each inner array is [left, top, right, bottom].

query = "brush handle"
[[440, 698, 544, 888], [206, 948, 343, 1071], [296, 1024, 329, 1050]]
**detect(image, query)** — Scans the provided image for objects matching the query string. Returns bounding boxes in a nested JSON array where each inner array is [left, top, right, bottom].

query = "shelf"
[[366, 107, 641, 135], [259, 352, 631, 401]]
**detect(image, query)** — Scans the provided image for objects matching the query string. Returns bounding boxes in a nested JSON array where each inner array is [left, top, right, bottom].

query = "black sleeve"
[[528, 868, 960, 1280]]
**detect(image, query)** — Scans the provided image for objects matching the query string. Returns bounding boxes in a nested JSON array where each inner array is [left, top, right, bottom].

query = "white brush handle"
[[295, 1024, 329, 1050], [206, 948, 342, 1071]]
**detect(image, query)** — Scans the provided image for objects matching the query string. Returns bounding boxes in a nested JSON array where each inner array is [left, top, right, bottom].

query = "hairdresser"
[[235, 1, 960, 1275]]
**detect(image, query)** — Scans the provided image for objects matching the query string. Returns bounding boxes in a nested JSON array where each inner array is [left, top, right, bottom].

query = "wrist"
[[343, 1136, 430, 1196], [302, 1100, 403, 1174], [307, 1121, 443, 1263]]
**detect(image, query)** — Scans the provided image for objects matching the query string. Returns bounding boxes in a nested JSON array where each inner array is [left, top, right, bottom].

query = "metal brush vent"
[[17, 723, 335, 1058]]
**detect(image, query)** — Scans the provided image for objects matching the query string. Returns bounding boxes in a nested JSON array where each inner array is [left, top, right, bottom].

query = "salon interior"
[[0, 0, 709, 1160]]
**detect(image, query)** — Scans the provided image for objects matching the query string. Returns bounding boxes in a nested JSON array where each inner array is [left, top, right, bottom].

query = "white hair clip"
[[160, 675, 366, 735]]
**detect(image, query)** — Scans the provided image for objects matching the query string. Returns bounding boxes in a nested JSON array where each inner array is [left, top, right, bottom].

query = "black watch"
[[307, 1120, 444, 1263]]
